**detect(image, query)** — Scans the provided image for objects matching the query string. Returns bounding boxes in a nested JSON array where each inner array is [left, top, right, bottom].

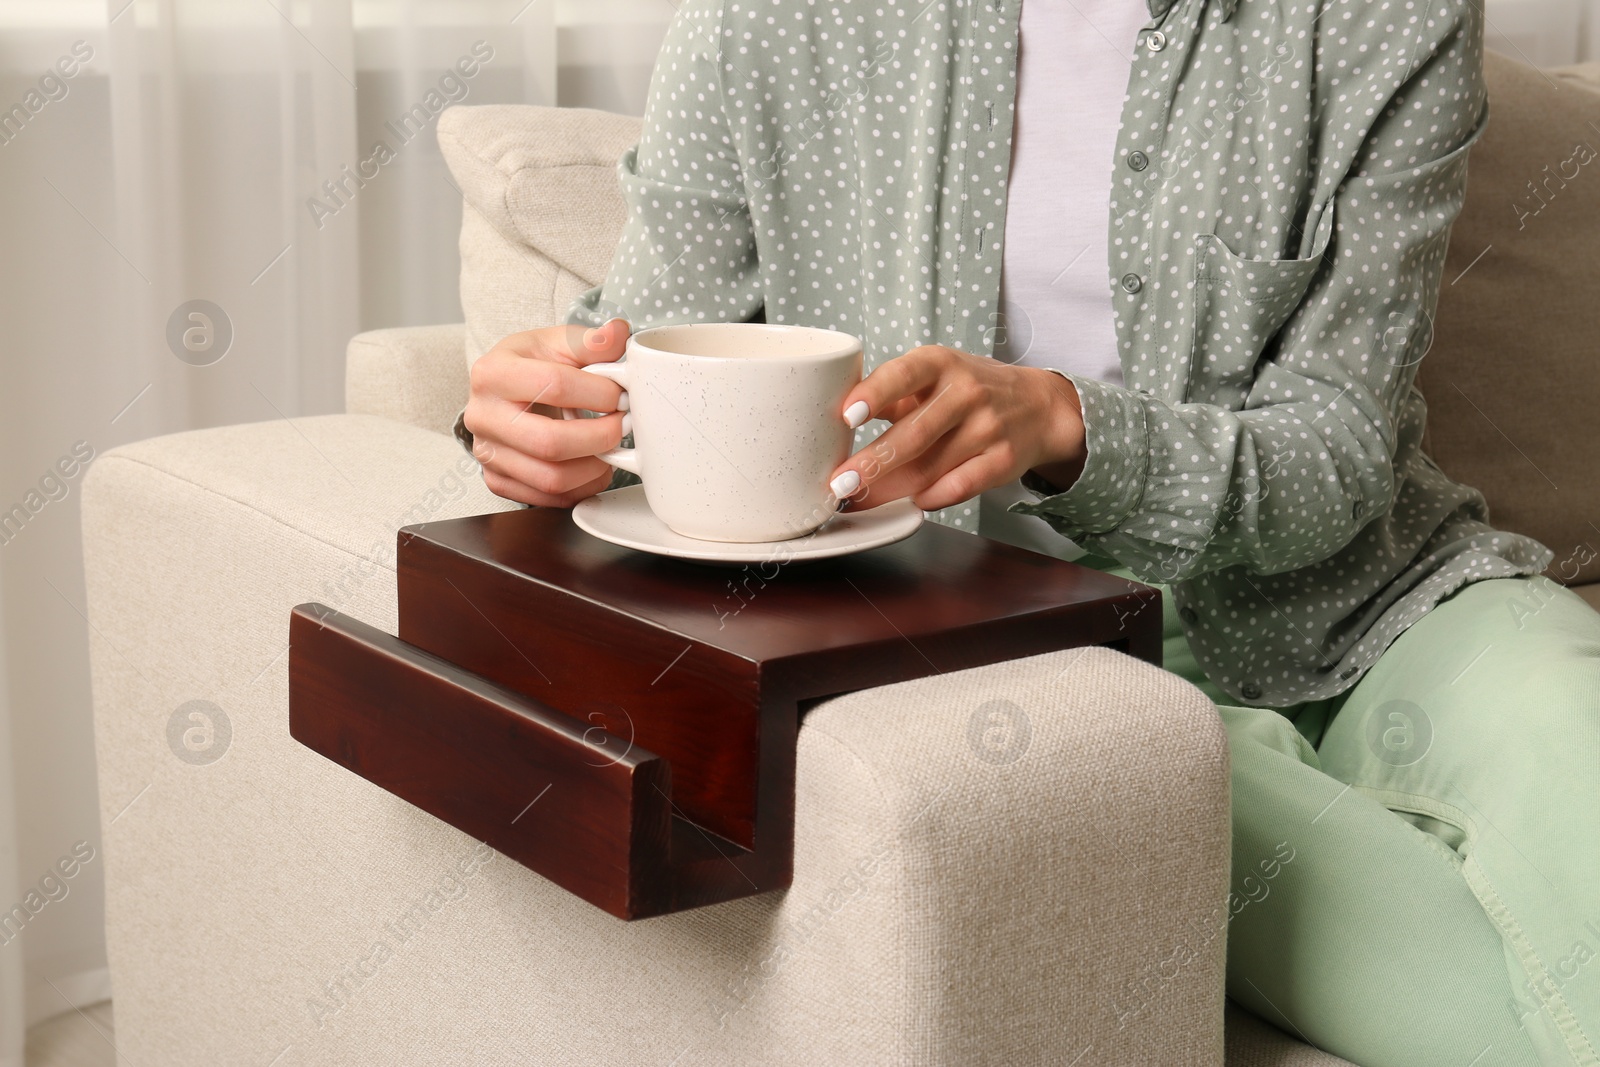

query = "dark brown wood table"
[[289, 506, 1161, 920]]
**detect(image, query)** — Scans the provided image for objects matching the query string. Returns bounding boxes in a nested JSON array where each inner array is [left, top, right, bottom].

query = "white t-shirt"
[[980, 0, 1148, 560]]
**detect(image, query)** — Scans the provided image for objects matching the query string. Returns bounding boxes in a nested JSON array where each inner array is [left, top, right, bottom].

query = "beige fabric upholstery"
[[1224, 1006, 1358, 1066], [1558, 63, 1600, 84], [82, 414, 1234, 1064], [1422, 56, 1600, 585], [345, 323, 469, 437], [438, 105, 641, 366]]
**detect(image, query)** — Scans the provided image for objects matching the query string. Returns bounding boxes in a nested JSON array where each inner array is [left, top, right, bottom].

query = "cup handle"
[[560, 361, 640, 476]]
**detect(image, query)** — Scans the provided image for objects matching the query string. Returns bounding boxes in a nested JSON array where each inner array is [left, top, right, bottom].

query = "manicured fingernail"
[[843, 400, 870, 429], [617, 390, 630, 412], [829, 470, 861, 499], [621, 413, 633, 437]]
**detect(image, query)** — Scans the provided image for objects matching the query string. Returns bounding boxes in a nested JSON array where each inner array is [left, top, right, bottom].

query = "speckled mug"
[[579, 323, 863, 543]]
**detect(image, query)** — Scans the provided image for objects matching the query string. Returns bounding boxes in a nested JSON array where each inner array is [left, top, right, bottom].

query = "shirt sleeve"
[[564, 0, 763, 332], [1012, 4, 1489, 585]]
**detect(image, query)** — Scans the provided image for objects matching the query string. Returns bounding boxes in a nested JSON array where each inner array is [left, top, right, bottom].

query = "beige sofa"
[[81, 53, 1597, 1066]]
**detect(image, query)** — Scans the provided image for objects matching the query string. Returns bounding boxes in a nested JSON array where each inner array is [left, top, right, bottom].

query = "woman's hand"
[[827, 346, 1088, 511], [464, 318, 631, 507]]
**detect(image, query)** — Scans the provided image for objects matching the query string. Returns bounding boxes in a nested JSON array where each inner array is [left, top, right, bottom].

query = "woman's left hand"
[[827, 345, 1089, 512]]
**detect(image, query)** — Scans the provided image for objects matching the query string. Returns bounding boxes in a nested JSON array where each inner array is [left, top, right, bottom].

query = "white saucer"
[[572, 485, 923, 565]]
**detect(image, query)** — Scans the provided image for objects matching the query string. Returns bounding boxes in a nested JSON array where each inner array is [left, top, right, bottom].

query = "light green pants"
[[1100, 562, 1600, 1066]]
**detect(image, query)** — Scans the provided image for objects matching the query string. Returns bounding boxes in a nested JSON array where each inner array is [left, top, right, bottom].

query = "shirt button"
[[1145, 31, 1167, 52], [1120, 273, 1144, 294], [1127, 150, 1149, 172], [1179, 606, 1198, 625], [1352, 500, 1365, 522], [1241, 683, 1262, 701]]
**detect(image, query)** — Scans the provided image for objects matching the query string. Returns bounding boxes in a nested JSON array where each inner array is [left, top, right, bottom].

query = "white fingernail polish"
[[622, 413, 633, 437], [829, 470, 861, 499], [843, 400, 870, 429], [617, 390, 630, 412]]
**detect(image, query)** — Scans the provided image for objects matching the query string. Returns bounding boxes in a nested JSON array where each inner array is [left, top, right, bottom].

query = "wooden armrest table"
[[289, 506, 1161, 920]]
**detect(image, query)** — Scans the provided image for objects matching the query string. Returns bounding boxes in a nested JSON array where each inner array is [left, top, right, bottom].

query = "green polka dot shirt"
[[564, 0, 1553, 707]]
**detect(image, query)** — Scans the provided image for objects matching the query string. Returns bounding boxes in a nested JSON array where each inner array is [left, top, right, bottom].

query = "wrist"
[[1024, 367, 1087, 492]]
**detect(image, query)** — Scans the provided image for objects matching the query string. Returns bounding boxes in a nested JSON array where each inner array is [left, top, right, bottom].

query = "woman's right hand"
[[464, 318, 632, 507]]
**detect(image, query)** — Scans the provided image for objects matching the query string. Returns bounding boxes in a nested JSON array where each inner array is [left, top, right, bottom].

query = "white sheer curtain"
[[0, 0, 666, 1054]]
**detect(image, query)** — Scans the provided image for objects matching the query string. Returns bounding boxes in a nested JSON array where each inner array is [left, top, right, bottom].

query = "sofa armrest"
[[81, 414, 1228, 1065], [794, 645, 1230, 1063], [345, 323, 469, 436]]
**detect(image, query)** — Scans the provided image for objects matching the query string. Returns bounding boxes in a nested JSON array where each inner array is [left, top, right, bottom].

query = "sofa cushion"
[[1577, 583, 1600, 613], [437, 104, 641, 367], [1421, 55, 1600, 586], [1224, 1004, 1357, 1065]]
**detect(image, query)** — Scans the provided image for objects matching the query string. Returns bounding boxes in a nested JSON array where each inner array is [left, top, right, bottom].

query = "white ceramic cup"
[[564, 322, 863, 543]]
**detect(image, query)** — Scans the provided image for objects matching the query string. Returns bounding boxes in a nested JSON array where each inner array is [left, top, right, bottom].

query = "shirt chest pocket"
[[1185, 206, 1334, 406]]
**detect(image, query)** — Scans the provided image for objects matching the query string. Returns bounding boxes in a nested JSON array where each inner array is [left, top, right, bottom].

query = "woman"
[[460, 0, 1600, 1062]]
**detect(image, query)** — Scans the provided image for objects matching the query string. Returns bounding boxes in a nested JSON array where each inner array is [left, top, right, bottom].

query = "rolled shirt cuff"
[[1007, 372, 1151, 541]]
